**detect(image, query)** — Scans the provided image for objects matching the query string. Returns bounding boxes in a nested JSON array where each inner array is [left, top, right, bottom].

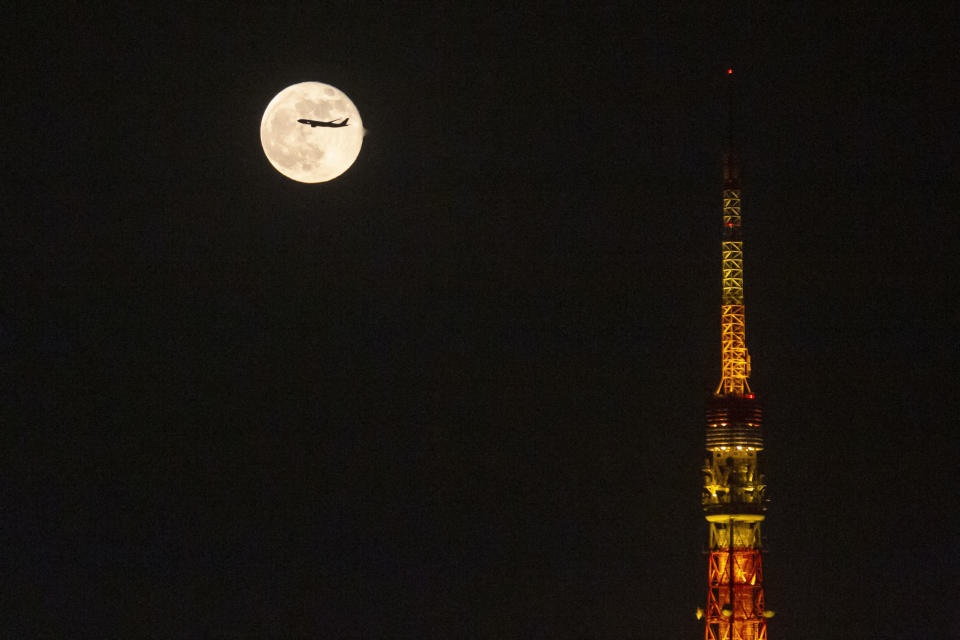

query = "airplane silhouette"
[[297, 117, 350, 128]]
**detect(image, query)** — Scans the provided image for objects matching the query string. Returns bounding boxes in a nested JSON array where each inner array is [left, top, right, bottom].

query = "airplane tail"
[[342, 118, 349, 125]]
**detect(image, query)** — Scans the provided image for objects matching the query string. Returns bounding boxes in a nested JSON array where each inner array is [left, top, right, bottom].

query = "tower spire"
[[725, 68, 736, 164], [701, 68, 771, 640], [717, 67, 750, 397]]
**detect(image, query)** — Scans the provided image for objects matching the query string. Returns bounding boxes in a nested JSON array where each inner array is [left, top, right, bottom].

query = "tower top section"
[[723, 152, 741, 190], [716, 69, 751, 397], [723, 68, 740, 190]]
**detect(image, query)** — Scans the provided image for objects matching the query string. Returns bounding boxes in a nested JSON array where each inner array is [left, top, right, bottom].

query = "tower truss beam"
[[717, 188, 750, 397]]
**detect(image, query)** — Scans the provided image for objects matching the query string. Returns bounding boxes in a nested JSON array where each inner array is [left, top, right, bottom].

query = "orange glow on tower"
[[701, 70, 770, 640]]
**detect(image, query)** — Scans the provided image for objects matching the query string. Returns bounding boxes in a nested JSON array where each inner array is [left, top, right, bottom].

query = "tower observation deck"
[[700, 69, 771, 640]]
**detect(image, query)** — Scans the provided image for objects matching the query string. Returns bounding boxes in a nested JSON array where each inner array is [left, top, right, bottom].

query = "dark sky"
[[5, 3, 958, 638]]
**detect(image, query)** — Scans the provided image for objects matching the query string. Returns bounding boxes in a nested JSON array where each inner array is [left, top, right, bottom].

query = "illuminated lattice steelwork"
[[717, 173, 750, 397], [700, 70, 771, 640]]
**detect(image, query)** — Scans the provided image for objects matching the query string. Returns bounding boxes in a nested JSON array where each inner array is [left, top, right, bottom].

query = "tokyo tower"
[[699, 68, 772, 640]]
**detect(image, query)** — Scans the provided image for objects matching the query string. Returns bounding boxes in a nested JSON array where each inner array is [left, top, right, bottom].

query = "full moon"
[[260, 82, 364, 183]]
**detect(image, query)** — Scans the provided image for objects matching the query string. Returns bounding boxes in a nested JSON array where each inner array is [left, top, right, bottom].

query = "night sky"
[[5, 4, 958, 637]]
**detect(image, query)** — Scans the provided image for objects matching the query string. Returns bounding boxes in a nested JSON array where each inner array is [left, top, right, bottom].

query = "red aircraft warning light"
[[727, 68, 733, 75]]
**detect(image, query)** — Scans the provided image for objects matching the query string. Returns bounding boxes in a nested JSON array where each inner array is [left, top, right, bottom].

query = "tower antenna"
[[717, 67, 748, 397]]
